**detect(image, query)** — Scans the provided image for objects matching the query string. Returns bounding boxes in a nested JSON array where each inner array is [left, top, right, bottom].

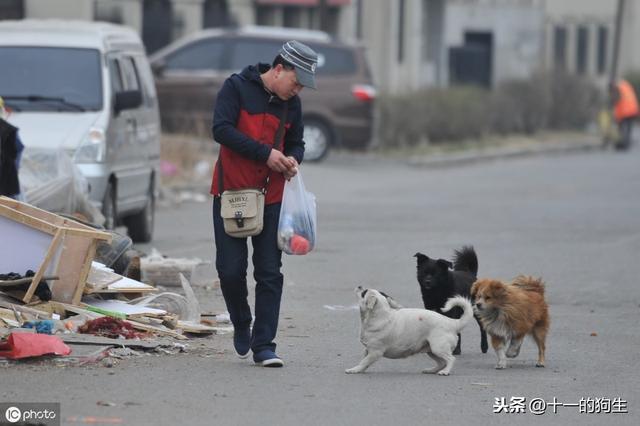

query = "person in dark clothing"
[[210, 41, 318, 367], [0, 96, 23, 199], [0, 115, 21, 198]]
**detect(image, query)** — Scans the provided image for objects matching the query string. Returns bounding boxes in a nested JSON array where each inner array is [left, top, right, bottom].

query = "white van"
[[0, 20, 160, 242]]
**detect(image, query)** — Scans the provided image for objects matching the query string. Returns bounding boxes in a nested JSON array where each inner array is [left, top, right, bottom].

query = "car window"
[[0, 46, 103, 111], [307, 44, 357, 76], [108, 58, 124, 94], [165, 38, 226, 70], [133, 55, 157, 108], [120, 57, 141, 91], [229, 40, 283, 70]]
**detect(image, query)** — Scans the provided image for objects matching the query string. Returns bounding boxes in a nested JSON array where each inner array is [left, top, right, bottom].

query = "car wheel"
[[102, 182, 117, 230], [124, 182, 155, 243], [303, 119, 332, 162]]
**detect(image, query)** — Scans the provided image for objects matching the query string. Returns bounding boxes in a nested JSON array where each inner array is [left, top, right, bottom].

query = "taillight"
[[351, 84, 376, 102]]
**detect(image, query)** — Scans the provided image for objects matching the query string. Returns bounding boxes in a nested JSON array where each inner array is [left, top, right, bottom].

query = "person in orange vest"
[[609, 79, 639, 150]]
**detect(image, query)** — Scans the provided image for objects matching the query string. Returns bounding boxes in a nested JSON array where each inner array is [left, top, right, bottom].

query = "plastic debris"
[[0, 332, 72, 359], [23, 320, 55, 334]]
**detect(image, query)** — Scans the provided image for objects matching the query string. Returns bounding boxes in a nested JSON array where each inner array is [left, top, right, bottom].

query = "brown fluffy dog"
[[470, 276, 549, 369]]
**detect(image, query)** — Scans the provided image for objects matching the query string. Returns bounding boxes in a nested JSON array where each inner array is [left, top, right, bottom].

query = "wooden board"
[[82, 298, 167, 317]]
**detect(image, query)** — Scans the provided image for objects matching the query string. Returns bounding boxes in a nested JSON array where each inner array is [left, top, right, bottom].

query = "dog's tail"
[[453, 246, 478, 276], [441, 296, 474, 332], [511, 275, 545, 294]]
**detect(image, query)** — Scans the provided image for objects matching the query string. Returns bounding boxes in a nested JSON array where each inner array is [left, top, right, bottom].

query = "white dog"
[[345, 286, 473, 375]]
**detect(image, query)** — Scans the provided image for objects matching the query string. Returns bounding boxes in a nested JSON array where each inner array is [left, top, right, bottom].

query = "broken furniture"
[[0, 196, 111, 304]]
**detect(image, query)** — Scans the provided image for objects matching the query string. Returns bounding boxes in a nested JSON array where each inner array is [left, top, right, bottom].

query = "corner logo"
[[5, 406, 21, 423]]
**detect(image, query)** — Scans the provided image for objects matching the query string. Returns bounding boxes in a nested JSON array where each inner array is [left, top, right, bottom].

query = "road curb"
[[406, 138, 603, 168]]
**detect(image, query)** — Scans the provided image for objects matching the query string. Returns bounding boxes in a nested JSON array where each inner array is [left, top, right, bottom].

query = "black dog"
[[414, 246, 488, 355]]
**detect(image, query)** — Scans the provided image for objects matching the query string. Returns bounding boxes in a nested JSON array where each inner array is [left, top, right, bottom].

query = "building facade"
[[2, 0, 639, 94]]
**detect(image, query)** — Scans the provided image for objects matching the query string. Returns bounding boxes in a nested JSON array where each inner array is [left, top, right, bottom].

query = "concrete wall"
[[16, 0, 640, 94], [172, 0, 204, 40], [619, 0, 640, 75], [444, 0, 544, 86], [542, 0, 615, 82], [25, 0, 92, 19]]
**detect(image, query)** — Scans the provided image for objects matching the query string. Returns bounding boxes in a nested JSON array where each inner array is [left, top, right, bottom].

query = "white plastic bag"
[[277, 171, 317, 255]]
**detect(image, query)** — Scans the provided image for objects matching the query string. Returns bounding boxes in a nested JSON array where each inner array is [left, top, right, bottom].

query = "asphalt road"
[[3, 143, 640, 426]]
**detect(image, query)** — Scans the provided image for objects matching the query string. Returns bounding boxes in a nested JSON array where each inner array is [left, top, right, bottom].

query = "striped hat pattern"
[[279, 40, 318, 89]]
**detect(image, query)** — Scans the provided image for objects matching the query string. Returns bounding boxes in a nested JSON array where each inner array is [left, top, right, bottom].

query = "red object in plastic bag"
[[0, 332, 72, 359]]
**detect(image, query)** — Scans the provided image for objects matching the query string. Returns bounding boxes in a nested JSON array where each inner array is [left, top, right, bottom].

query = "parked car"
[[149, 26, 376, 161], [0, 20, 160, 242]]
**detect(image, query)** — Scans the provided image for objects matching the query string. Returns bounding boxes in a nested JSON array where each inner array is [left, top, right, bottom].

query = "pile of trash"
[[0, 196, 223, 366]]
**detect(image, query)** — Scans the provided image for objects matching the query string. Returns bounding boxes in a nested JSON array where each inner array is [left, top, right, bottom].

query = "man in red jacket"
[[211, 41, 317, 367]]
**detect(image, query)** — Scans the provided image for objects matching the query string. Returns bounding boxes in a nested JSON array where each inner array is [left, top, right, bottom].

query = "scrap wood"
[[57, 344, 112, 365], [176, 320, 216, 335], [53, 302, 188, 340], [0, 312, 19, 328], [27, 302, 64, 318], [0, 275, 59, 287], [60, 334, 171, 349], [0, 300, 53, 319], [124, 318, 188, 340], [84, 276, 156, 295], [86, 264, 121, 290], [82, 297, 167, 318]]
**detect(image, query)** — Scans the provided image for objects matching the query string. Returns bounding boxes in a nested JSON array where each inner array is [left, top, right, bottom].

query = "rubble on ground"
[[0, 196, 226, 367]]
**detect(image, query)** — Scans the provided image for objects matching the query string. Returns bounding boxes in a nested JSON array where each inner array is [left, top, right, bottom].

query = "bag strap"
[[218, 99, 288, 194]]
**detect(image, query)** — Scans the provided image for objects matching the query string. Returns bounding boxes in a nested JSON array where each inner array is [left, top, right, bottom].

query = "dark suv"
[[149, 26, 376, 161]]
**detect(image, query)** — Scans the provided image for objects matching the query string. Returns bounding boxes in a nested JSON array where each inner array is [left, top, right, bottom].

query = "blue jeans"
[[212, 197, 283, 354]]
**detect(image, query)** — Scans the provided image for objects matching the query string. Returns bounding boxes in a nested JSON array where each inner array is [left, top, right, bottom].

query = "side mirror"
[[114, 90, 142, 115]]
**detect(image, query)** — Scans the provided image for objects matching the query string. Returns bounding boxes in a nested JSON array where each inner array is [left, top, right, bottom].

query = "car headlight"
[[74, 128, 106, 163]]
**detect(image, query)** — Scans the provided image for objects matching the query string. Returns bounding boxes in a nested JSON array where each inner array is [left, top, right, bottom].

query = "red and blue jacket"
[[210, 64, 305, 205]]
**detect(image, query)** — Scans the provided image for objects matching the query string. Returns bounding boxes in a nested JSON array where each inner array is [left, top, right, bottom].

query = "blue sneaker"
[[233, 327, 251, 359], [253, 349, 284, 367]]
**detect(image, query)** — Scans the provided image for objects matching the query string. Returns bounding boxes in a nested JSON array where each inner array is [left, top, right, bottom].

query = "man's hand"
[[267, 149, 295, 173], [283, 156, 299, 180]]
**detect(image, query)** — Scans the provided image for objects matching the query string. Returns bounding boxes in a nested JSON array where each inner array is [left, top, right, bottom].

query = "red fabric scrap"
[[0, 333, 72, 359]]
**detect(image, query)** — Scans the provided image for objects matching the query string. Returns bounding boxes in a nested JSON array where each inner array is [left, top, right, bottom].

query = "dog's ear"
[[366, 294, 377, 310], [436, 259, 453, 270], [414, 253, 428, 263], [490, 281, 508, 298], [470, 281, 479, 299], [380, 291, 403, 309], [386, 297, 403, 309]]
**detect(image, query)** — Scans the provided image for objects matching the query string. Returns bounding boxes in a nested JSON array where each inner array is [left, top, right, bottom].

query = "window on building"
[[0, 0, 24, 19], [256, 6, 277, 26], [203, 0, 231, 28], [355, 0, 363, 40], [283, 6, 301, 28], [553, 26, 567, 70], [94, 1, 123, 24], [597, 25, 608, 75], [576, 25, 589, 75], [398, 0, 405, 63]]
